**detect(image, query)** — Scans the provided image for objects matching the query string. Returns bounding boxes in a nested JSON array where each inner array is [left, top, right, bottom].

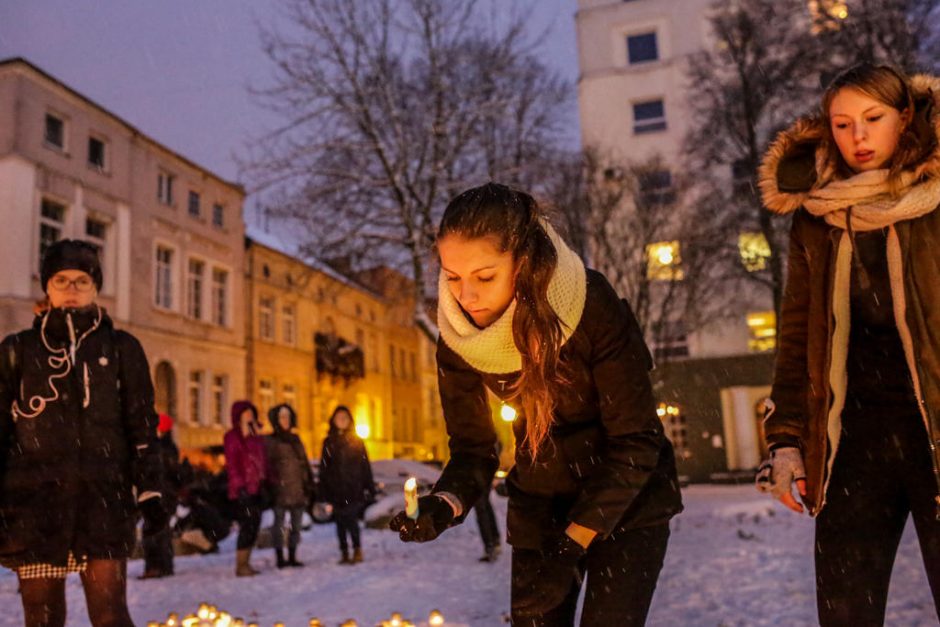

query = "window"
[[259, 296, 275, 340], [84, 218, 108, 283], [188, 371, 204, 425], [211, 374, 227, 426], [282, 304, 296, 345], [627, 32, 659, 64], [369, 333, 379, 372], [282, 384, 296, 409], [657, 403, 689, 458], [739, 232, 771, 272], [188, 191, 201, 218], [158, 171, 175, 205], [638, 170, 676, 206], [646, 241, 683, 280], [747, 311, 777, 352], [87, 137, 106, 171], [410, 352, 417, 382], [399, 349, 406, 380], [652, 322, 689, 361], [39, 199, 66, 265], [187, 259, 205, 319], [633, 100, 667, 134], [259, 379, 275, 418], [212, 203, 224, 228], [155, 246, 174, 309], [390, 345, 397, 378], [44, 113, 65, 149], [212, 268, 228, 326]]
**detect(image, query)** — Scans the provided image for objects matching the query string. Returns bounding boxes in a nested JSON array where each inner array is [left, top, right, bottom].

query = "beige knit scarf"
[[437, 222, 587, 375], [803, 169, 940, 511]]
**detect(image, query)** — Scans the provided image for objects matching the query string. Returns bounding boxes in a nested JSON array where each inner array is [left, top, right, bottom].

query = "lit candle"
[[340, 621, 358, 627], [428, 609, 445, 626], [182, 614, 200, 627], [167, 613, 180, 627], [390, 611, 403, 625], [308, 620, 322, 627], [404, 478, 418, 520]]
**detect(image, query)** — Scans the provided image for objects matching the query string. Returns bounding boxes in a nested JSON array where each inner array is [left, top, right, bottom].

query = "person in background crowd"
[[140, 413, 188, 579], [266, 403, 315, 568], [319, 406, 375, 565], [0, 239, 167, 626], [224, 400, 268, 577], [757, 63, 940, 624]]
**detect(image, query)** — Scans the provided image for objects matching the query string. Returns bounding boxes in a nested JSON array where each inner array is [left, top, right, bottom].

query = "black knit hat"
[[40, 239, 103, 293]]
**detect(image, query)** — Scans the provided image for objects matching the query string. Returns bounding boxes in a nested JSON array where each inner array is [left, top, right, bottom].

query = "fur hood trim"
[[760, 74, 940, 215]]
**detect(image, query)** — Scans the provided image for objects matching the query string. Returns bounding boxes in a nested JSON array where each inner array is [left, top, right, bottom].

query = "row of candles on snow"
[[147, 480, 434, 627], [148, 604, 445, 627]]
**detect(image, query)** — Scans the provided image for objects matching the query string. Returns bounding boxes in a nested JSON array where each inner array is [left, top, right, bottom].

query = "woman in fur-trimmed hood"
[[756, 63, 940, 624]]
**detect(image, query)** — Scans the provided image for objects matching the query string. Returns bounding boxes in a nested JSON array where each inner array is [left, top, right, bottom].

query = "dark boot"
[[352, 547, 363, 564], [479, 544, 501, 563], [287, 547, 304, 568], [338, 549, 351, 565], [275, 548, 287, 569]]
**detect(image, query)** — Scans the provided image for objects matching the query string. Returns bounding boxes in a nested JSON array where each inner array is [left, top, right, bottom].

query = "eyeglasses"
[[49, 275, 96, 292]]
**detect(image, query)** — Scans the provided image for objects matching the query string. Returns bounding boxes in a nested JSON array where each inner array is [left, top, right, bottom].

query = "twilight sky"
[[0, 0, 581, 195]]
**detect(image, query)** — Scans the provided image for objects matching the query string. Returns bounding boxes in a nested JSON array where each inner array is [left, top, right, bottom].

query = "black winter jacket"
[[267, 404, 315, 508], [0, 306, 163, 567], [434, 270, 683, 549], [319, 421, 374, 509]]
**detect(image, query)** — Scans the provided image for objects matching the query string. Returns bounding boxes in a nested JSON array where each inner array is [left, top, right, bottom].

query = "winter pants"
[[234, 496, 263, 551], [815, 407, 940, 626], [510, 523, 670, 627], [334, 504, 362, 552], [18, 559, 133, 627], [142, 526, 174, 575], [272, 505, 304, 551], [474, 486, 501, 551]]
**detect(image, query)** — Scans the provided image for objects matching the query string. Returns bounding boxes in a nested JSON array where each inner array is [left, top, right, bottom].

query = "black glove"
[[512, 533, 586, 617], [140, 497, 170, 537], [388, 495, 456, 542]]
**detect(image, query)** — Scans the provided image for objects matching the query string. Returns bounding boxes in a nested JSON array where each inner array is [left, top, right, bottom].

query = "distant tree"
[[241, 0, 569, 335], [547, 149, 739, 362]]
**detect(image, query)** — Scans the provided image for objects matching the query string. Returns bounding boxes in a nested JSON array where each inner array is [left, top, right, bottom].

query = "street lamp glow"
[[355, 423, 370, 439], [500, 403, 517, 422]]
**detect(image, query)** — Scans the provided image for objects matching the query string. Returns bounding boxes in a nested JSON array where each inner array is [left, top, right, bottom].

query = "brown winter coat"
[[759, 74, 940, 516]]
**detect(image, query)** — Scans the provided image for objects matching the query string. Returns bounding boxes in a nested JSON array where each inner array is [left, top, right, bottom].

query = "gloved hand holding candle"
[[388, 477, 456, 542]]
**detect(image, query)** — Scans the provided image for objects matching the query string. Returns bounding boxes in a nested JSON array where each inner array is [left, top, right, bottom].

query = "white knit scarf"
[[802, 169, 940, 511], [437, 222, 587, 375]]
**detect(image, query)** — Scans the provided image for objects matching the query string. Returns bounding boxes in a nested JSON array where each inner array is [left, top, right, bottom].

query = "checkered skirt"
[[16, 552, 87, 579]]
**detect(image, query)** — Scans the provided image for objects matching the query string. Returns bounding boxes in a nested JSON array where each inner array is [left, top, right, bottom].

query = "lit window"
[[739, 232, 771, 272], [259, 296, 276, 340], [657, 403, 690, 459], [154, 246, 174, 309], [189, 370, 204, 425], [44, 113, 65, 149], [627, 32, 659, 64], [187, 259, 205, 320], [633, 99, 666, 134], [747, 311, 777, 352], [39, 199, 66, 266], [646, 241, 683, 280]]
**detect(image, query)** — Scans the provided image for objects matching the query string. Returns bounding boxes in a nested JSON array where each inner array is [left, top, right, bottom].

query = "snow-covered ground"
[[0, 485, 936, 626]]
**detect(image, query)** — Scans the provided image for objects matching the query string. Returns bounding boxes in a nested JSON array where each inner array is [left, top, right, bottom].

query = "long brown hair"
[[438, 183, 566, 458], [821, 63, 936, 191]]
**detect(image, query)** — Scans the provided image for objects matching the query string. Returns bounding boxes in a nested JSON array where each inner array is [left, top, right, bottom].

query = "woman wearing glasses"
[[0, 239, 166, 626]]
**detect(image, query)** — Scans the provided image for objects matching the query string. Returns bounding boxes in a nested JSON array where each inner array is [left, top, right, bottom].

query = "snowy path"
[[0, 485, 935, 626]]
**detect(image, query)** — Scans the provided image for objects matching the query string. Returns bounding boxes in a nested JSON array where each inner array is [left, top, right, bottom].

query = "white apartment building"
[[575, 1, 776, 481]]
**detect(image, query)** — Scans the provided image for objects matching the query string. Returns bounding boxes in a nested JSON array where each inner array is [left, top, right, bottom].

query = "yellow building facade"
[[245, 238, 448, 462]]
